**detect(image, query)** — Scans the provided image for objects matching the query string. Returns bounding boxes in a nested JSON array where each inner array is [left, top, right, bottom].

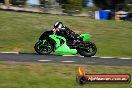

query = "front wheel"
[[34, 40, 53, 55], [77, 41, 97, 57]]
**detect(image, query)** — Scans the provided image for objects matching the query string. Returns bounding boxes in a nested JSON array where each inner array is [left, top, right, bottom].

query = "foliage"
[[61, 0, 83, 14], [93, 0, 132, 11], [86, 6, 101, 11], [56, 0, 69, 5], [0, 0, 4, 3], [39, 0, 50, 8], [11, 0, 28, 6], [124, 0, 132, 11]]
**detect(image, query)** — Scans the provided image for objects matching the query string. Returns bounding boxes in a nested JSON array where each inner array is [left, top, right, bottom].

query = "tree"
[[11, 0, 28, 6], [0, 0, 10, 9], [56, 0, 69, 5], [93, 0, 122, 10], [39, 0, 49, 7], [4, 0, 10, 8], [124, 0, 132, 11], [61, 0, 83, 14], [93, 0, 132, 11], [0, 0, 4, 3]]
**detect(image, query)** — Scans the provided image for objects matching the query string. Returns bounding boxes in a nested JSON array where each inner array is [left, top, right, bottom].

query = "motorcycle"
[[34, 30, 97, 57]]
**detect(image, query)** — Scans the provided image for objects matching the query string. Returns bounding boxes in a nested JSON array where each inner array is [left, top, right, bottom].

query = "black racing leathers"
[[56, 26, 80, 43]]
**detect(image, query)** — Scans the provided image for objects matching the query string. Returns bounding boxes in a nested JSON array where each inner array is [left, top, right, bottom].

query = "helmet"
[[53, 22, 64, 33], [54, 22, 64, 29]]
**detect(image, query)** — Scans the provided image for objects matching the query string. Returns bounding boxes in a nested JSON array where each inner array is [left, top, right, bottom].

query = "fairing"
[[80, 34, 91, 41], [49, 34, 77, 55]]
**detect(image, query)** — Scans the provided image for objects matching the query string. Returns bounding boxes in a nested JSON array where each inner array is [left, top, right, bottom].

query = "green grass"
[[0, 11, 132, 58], [0, 63, 131, 88]]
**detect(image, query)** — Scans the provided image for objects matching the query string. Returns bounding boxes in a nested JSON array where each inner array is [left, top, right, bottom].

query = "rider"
[[52, 22, 80, 45]]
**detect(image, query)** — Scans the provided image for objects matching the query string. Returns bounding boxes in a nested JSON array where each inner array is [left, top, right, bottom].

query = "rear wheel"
[[77, 41, 97, 57], [34, 40, 53, 55]]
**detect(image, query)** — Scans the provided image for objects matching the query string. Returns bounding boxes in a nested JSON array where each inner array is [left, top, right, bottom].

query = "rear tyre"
[[34, 40, 53, 55], [77, 41, 97, 57]]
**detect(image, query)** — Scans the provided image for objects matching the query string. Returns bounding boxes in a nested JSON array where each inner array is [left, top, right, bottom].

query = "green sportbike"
[[34, 31, 97, 57]]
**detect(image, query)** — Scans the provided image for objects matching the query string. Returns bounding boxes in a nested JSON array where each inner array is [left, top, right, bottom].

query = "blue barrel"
[[99, 10, 111, 20]]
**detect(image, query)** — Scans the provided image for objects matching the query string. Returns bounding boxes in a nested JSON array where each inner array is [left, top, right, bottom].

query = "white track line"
[[62, 55, 76, 56], [79, 56, 84, 57], [79, 56, 98, 58], [61, 61, 75, 63], [92, 56, 98, 57], [119, 58, 132, 59], [100, 57, 114, 58], [38, 60, 52, 62], [0, 52, 19, 54]]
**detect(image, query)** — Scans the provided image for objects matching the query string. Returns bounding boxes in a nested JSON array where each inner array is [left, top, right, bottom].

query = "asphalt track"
[[0, 53, 132, 66]]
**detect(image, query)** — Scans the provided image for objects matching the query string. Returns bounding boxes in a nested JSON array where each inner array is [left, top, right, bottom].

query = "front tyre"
[[77, 41, 97, 57], [34, 40, 53, 55]]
